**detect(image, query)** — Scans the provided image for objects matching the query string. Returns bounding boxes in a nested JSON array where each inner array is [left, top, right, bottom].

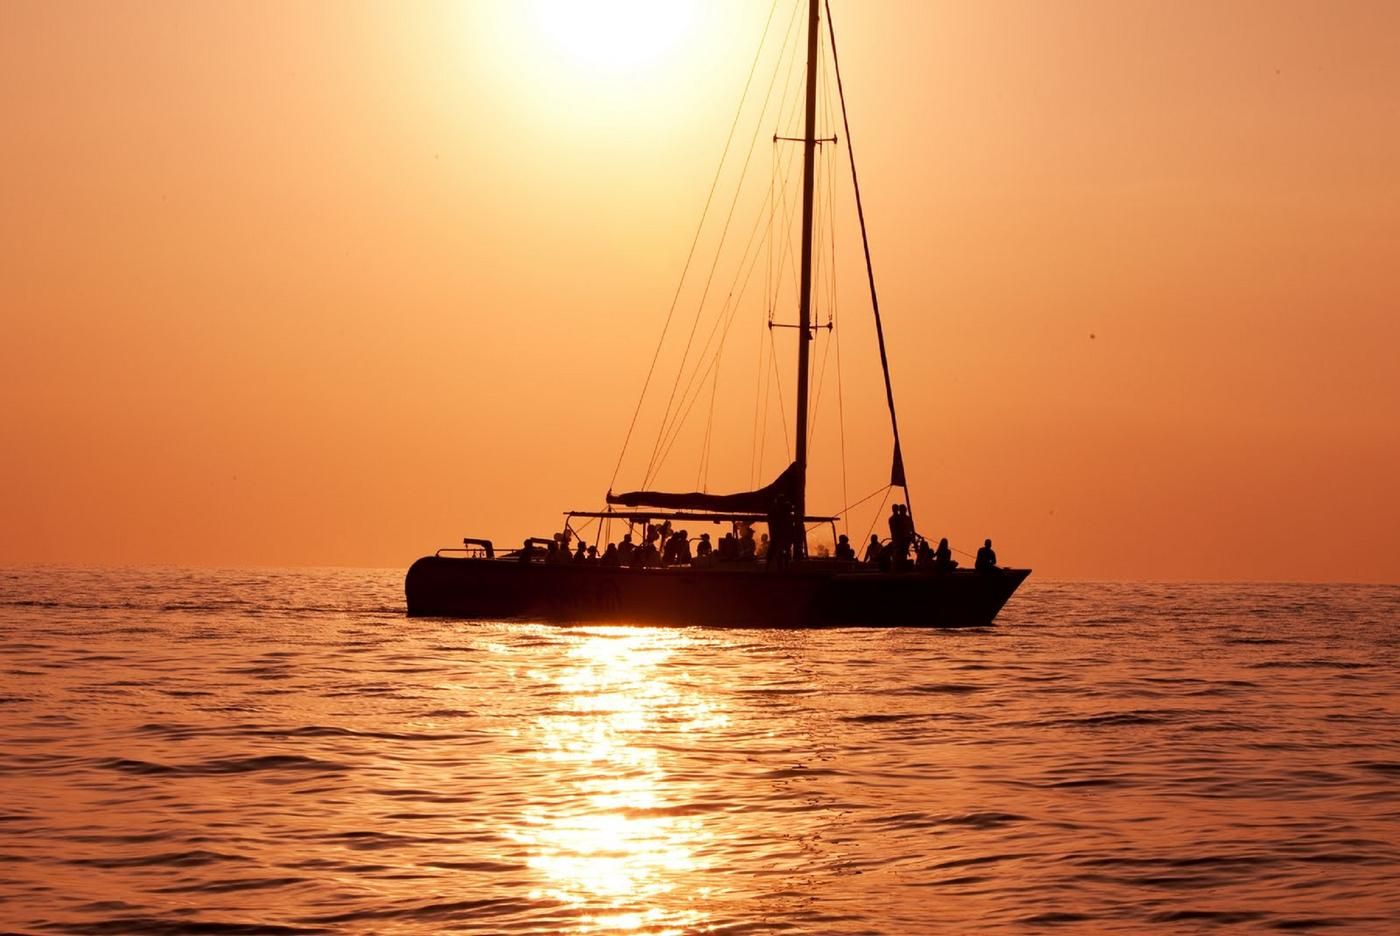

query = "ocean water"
[[1, 568, 1398, 934]]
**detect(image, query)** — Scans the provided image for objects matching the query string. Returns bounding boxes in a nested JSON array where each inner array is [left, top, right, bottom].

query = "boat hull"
[[405, 556, 1029, 628]]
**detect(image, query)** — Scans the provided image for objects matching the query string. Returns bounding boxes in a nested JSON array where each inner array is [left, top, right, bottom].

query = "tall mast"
[[792, 0, 820, 555]]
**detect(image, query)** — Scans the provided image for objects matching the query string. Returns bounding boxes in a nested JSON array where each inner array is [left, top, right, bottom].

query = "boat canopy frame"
[[566, 510, 837, 525]]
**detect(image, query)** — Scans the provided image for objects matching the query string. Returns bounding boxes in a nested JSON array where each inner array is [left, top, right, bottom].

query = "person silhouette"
[[864, 534, 881, 563], [888, 504, 913, 564], [834, 534, 855, 561], [934, 537, 956, 571], [974, 538, 997, 571]]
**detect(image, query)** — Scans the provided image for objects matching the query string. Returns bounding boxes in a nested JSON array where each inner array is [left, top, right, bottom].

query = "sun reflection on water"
[[508, 627, 728, 933]]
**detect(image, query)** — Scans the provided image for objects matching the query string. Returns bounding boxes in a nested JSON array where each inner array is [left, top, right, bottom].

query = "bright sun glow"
[[528, 0, 697, 75]]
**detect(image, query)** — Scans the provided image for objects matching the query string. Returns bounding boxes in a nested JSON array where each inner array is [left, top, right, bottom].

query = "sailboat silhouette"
[[407, 0, 1029, 626]]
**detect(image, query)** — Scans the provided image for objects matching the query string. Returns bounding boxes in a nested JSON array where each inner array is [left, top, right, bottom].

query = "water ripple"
[[0, 570, 1397, 933]]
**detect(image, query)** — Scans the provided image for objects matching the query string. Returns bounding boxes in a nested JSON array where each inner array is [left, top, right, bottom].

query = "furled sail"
[[607, 462, 800, 515]]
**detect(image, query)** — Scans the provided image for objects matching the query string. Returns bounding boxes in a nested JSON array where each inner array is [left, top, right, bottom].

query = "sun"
[[527, 0, 697, 75]]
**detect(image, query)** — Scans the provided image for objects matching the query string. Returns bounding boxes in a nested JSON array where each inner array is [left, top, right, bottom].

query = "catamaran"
[[406, 0, 1029, 626]]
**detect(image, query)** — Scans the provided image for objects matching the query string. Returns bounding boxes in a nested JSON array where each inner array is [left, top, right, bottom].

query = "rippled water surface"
[[2, 568, 1399, 934]]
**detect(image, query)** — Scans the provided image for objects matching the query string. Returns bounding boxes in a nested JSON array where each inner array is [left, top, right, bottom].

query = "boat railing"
[[435, 537, 495, 559]]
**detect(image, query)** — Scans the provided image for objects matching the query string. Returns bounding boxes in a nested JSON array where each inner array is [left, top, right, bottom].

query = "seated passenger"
[[756, 533, 770, 559], [694, 532, 713, 559], [863, 534, 882, 564], [617, 533, 635, 564], [974, 538, 997, 572], [738, 525, 756, 560], [574, 541, 588, 563], [934, 537, 956, 571], [639, 539, 661, 568], [518, 539, 536, 563], [663, 530, 689, 566], [915, 540, 934, 568], [718, 532, 739, 561], [600, 543, 620, 566], [834, 534, 855, 561]]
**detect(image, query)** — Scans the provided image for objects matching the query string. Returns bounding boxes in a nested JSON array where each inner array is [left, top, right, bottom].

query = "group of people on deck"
[[521, 501, 1000, 573], [526, 519, 771, 570], [858, 503, 999, 572]]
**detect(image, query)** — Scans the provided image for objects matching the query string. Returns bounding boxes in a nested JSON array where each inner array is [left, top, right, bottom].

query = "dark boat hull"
[[405, 556, 1029, 628]]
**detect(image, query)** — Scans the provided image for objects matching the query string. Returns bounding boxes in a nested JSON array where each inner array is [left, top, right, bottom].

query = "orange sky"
[[2, 1, 1397, 582]]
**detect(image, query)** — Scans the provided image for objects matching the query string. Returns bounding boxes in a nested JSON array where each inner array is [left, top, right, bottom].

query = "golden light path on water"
[[5, 572, 1400, 933], [506, 627, 728, 933]]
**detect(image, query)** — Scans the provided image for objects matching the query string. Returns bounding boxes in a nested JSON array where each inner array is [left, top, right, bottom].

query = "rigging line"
[[649, 189, 782, 484], [569, 515, 598, 538], [651, 206, 778, 481], [862, 486, 894, 553], [831, 482, 892, 521], [697, 346, 723, 490], [606, 0, 785, 494], [695, 392, 711, 489], [806, 28, 838, 433], [688, 191, 777, 493], [770, 153, 804, 322], [807, 324, 832, 450], [650, 181, 772, 474], [752, 247, 770, 484], [645, 147, 795, 480], [768, 134, 776, 310], [813, 46, 844, 507], [693, 213, 774, 487], [641, 0, 804, 488], [767, 42, 811, 319], [826, 0, 914, 520], [831, 175, 850, 535], [833, 317, 851, 537], [649, 128, 805, 486], [807, 161, 823, 447], [821, 41, 840, 323], [769, 324, 791, 460], [754, 327, 775, 485], [755, 135, 779, 486]]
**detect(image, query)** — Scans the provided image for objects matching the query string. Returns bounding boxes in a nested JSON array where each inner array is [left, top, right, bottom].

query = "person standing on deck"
[[888, 504, 912, 564], [766, 496, 794, 567]]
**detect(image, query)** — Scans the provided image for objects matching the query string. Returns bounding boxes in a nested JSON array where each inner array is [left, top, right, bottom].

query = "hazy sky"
[[3, 1, 1397, 581]]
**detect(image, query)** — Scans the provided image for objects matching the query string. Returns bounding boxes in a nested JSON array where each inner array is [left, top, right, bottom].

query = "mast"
[[793, 0, 820, 555], [825, 0, 913, 527]]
